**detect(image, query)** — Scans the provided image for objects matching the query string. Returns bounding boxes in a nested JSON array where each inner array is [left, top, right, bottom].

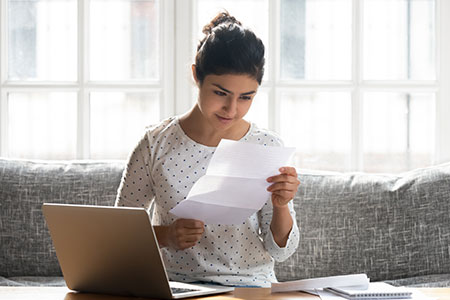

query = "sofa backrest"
[[0, 158, 125, 277], [274, 163, 450, 282], [1, 157, 450, 281]]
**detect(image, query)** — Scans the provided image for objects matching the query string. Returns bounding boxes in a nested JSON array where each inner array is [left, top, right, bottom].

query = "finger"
[[184, 230, 204, 239], [179, 233, 203, 246], [187, 228, 204, 234], [182, 234, 203, 243], [175, 227, 204, 237], [178, 219, 205, 229], [267, 182, 298, 192], [279, 166, 297, 176], [267, 174, 299, 184], [267, 170, 300, 182]]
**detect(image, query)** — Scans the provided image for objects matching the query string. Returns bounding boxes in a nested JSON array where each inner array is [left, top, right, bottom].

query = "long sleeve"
[[115, 132, 155, 209], [258, 198, 300, 262]]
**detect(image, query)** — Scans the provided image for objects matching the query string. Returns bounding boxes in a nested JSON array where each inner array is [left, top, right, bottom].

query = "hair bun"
[[202, 11, 242, 35]]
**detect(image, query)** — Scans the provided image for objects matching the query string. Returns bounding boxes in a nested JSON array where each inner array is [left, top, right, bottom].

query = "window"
[[188, 0, 449, 173], [1, 0, 450, 173], [1, 0, 171, 160]]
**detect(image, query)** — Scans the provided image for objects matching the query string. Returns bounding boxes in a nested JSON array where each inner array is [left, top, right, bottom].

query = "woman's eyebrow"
[[212, 83, 256, 95]]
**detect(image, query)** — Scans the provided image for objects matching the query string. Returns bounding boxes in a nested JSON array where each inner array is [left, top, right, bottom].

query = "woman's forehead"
[[203, 73, 259, 92]]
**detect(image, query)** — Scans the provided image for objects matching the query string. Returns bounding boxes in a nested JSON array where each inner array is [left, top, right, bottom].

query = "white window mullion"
[[77, 89, 89, 159], [269, 0, 280, 134], [0, 0, 7, 157], [0, 0, 5, 82], [174, 0, 193, 116], [351, 0, 363, 171], [161, 0, 175, 118], [77, 0, 89, 159], [0, 89, 7, 157], [436, 0, 450, 164]]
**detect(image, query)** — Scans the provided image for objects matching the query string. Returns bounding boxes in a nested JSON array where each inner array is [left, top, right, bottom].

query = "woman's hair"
[[195, 11, 265, 85]]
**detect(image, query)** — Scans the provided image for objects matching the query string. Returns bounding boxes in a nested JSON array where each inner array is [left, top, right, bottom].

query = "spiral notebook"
[[325, 282, 412, 300]]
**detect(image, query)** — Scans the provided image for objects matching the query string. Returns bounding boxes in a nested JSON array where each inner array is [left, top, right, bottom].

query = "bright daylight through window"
[[1, 0, 448, 174]]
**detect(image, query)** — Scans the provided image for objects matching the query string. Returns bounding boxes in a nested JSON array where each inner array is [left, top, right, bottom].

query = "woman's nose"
[[223, 96, 238, 114]]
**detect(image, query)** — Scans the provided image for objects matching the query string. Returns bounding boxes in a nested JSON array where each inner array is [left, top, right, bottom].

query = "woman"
[[115, 11, 300, 287]]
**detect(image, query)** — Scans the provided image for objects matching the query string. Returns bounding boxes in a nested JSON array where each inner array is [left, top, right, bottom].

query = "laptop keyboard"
[[171, 287, 201, 294]]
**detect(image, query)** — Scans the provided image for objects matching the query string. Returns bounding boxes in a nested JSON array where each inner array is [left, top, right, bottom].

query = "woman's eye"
[[240, 95, 252, 100], [214, 91, 227, 96]]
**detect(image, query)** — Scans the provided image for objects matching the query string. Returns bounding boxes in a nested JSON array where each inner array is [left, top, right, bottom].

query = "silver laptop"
[[42, 203, 234, 299]]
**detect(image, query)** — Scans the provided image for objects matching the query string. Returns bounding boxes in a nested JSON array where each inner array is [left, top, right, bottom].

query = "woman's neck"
[[179, 106, 250, 147]]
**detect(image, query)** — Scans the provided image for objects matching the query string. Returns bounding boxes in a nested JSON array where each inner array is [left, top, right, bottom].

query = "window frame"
[[0, 0, 176, 159], [436, 0, 450, 165], [1, 0, 449, 171], [178, 0, 450, 171]]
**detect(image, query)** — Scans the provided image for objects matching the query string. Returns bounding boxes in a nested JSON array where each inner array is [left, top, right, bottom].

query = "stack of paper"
[[271, 274, 428, 300], [271, 274, 370, 294]]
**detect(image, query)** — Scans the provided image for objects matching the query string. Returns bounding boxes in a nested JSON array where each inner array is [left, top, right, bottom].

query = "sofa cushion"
[[0, 276, 66, 287], [274, 163, 450, 282], [0, 158, 125, 277], [385, 274, 450, 287]]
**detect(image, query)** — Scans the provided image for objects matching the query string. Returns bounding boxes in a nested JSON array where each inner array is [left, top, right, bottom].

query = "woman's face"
[[196, 73, 259, 131]]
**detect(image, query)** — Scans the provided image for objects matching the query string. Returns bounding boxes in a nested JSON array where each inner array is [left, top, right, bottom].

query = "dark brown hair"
[[195, 11, 265, 85]]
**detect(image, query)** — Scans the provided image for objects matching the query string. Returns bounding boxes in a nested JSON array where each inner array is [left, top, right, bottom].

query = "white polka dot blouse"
[[115, 116, 299, 287]]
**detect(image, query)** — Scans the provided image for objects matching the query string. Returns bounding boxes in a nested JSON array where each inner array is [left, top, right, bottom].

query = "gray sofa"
[[1, 157, 450, 287]]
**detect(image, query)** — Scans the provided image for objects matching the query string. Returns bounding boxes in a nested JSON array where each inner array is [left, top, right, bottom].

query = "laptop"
[[42, 203, 234, 299]]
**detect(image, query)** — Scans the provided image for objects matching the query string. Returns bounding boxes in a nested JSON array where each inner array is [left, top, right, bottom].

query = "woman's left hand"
[[266, 166, 300, 208]]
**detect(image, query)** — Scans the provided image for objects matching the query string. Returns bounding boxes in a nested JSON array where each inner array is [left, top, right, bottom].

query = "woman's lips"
[[216, 114, 233, 124]]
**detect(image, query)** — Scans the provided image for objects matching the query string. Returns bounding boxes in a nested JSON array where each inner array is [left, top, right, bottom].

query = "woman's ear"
[[191, 64, 200, 86]]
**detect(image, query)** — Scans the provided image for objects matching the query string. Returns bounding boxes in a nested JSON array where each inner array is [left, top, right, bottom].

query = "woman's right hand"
[[155, 219, 204, 250]]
